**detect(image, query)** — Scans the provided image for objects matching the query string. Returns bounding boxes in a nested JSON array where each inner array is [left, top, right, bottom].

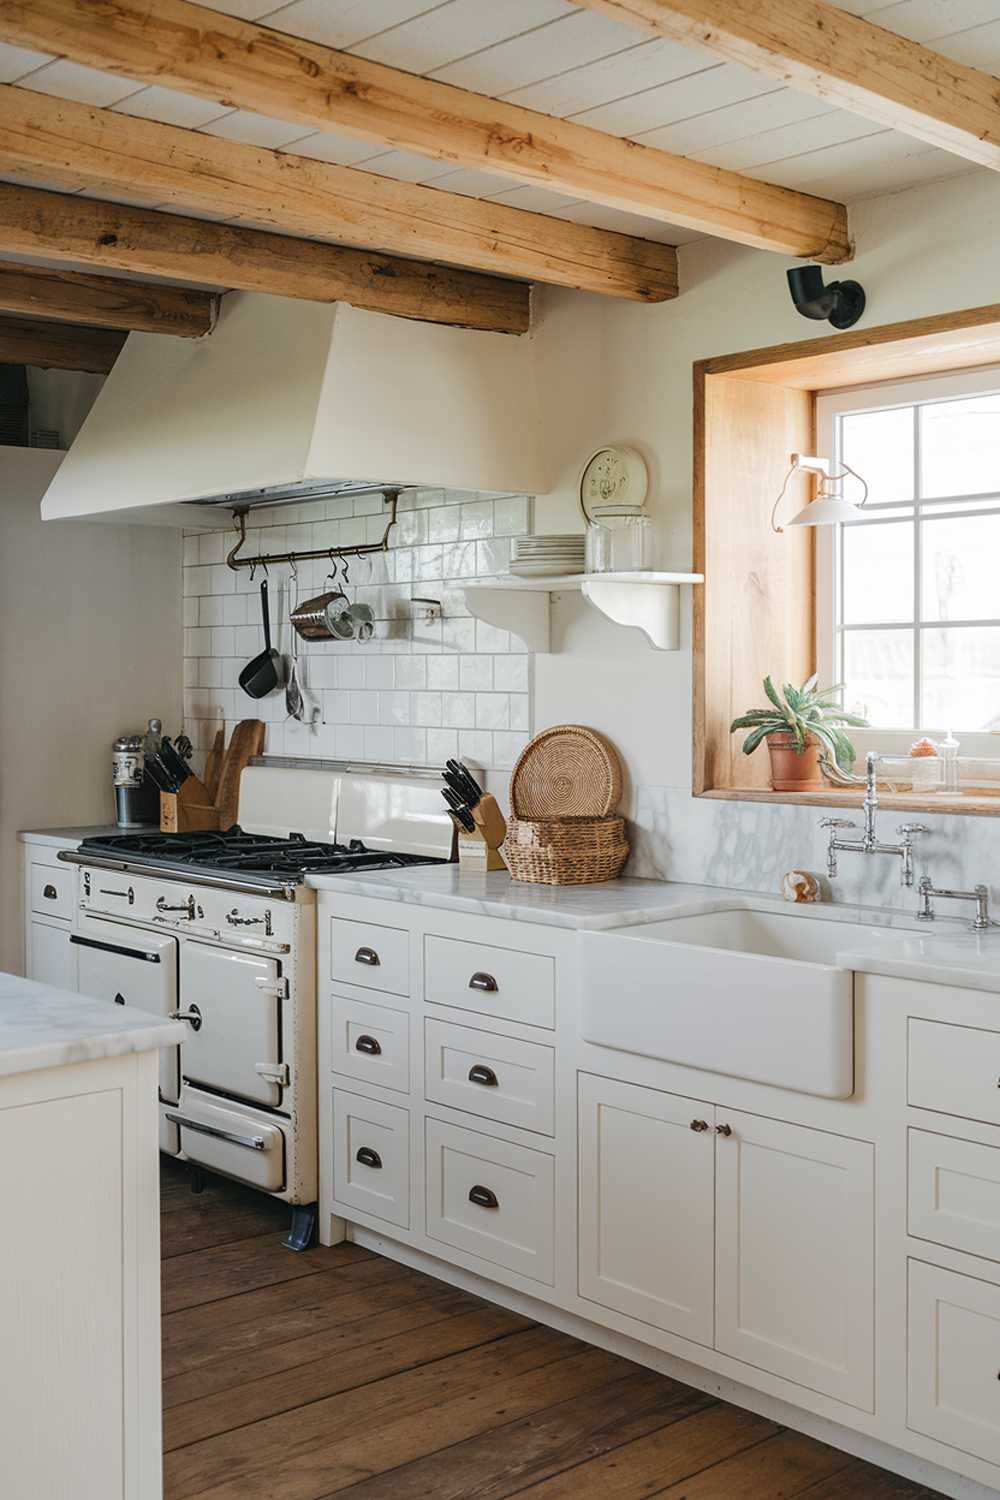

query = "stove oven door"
[[72, 915, 181, 1153], [179, 943, 286, 1109]]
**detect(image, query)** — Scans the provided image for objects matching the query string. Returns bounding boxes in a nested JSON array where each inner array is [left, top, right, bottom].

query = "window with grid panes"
[[815, 368, 1000, 756]]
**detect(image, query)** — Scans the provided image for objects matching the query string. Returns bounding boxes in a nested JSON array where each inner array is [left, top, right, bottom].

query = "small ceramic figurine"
[[782, 869, 821, 903]]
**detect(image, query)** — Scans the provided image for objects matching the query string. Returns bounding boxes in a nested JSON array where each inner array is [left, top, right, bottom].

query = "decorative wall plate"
[[579, 444, 649, 521]]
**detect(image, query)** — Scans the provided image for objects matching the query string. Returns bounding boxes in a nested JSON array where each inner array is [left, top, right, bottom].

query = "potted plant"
[[730, 675, 868, 792]]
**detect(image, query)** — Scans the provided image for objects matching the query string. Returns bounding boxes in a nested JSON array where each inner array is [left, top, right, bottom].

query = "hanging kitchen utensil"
[[285, 562, 305, 721], [239, 579, 285, 698]]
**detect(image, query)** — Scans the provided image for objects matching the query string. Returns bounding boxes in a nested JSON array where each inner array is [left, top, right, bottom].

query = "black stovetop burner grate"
[[78, 827, 445, 879]]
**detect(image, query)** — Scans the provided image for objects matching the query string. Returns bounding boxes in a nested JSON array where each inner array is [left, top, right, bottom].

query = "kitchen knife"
[[175, 734, 194, 761], [160, 738, 191, 785], [144, 752, 178, 793], [444, 760, 483, 806]]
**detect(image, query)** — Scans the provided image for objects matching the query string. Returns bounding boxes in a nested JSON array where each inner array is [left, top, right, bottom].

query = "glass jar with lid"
[[585, 502, 653, 573]]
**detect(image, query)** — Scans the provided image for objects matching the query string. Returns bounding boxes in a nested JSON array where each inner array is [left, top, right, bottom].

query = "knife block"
[[161, 774, 221, 833], [457, 794, 507, 872]]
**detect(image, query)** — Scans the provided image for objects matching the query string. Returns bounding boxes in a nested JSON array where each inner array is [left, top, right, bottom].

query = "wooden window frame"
[[693, 302, 1000, 818]]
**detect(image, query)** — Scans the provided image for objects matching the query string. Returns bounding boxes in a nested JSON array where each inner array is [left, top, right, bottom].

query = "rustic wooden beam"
[[0, 0, 849, 261], [568, 0, 1000, 171], [0, 259, 216, 335], [0, 90, 677, 305], [0, 314, 124, 371], [0, 185, 532, 335]]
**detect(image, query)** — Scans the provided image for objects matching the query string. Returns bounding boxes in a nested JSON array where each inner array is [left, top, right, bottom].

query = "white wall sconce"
[[771, 453, 869, 533]]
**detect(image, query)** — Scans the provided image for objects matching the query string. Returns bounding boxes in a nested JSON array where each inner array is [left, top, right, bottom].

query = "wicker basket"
[[504, 814, 629, 886], [510, 725, 622, 819]]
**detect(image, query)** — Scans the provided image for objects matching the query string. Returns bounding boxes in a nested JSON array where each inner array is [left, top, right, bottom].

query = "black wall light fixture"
[[787, 264, 866, 330]]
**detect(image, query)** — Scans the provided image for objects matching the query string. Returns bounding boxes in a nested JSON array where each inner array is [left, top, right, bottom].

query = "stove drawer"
[[424, 936, 554, 1030], [331, 918, 409, 997], [424, 1018, 554, 1135], [331, 994, 410, 1095], [168, 1089, 286, 1193], [425, 1117, 555, 1284], [332, 1089, 410, 1229], [30, 860, 73, 921]]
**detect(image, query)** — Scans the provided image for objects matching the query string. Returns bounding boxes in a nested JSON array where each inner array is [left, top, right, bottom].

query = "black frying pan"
[[239, 579, 285, 699]]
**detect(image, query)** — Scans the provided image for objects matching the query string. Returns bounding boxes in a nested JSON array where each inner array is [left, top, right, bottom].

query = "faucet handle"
[[820, 817, 857, 830], [897, 823, 929, 838]]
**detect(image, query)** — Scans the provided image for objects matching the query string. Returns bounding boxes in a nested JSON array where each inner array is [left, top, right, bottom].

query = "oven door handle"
[[69, 933, 162, 963], [163, 1111, 266, 1152]]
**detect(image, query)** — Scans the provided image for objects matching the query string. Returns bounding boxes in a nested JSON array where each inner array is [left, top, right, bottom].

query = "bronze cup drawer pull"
[[469, 971, 498, 993], [43, 883, 58, 900], [354, 946, 381, 967], [355, 1146, 383, 1169], [355, 1034, 382, 1056], [468, 1184, 499, 1210], [468, 1064, 499, 1087]]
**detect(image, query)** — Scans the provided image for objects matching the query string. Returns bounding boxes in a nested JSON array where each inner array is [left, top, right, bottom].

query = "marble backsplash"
[[629, 786, 1000, 915]]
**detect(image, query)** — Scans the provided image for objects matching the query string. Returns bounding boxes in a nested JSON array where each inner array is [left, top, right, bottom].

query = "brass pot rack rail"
[[226, 488, 402, 573]]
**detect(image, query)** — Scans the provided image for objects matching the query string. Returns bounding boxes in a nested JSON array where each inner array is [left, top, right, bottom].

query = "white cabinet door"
[[578, 1074, 715, 1346], [908, 1259, 1000, 1467], [715, 1108, 874, 1409], [27, 917, 76, 991]]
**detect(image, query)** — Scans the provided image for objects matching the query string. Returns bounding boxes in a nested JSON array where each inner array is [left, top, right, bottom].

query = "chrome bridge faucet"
[[821, 751, 927, 887]]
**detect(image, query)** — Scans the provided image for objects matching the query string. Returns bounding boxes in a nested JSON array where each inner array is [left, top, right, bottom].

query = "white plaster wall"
[[530, 169, 1000, 905], [0, 449, 183, 973]]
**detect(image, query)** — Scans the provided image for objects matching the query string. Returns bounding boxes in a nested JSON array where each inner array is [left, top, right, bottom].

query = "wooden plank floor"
[[160, 1160, 945, 1500]]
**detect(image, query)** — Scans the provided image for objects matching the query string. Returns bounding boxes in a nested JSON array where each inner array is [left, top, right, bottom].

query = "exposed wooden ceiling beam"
[[0, 88, 677, 305], [0, 314, 124, 371], [0, 186, 532, 336], [0, 0, 849, 262], [568, 0, 1000, 172], [0, 259, 216, 335]]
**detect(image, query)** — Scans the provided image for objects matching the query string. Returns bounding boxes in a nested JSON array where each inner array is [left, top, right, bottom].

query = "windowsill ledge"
[[697, 787, 1000, 818]]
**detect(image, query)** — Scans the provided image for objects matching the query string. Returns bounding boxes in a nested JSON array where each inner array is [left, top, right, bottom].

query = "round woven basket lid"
[[510, 725, 623, 818]]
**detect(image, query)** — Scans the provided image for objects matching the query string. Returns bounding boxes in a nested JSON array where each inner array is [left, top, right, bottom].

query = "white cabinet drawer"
[[424, 935, 554, 1030], [331, 994, 410, 1095], [30, 860, 73, 921], [909, 1018, 1000, 1127], [330, 917, 409, 997], [909, 1260, 1000, 1467], [332, 1089, 410, 1228], [424, 1019, 554, 1135], [168, 1088, 286, 1193], [909, 1129, 1000, 1262], [425, 1117, 554, 1284]]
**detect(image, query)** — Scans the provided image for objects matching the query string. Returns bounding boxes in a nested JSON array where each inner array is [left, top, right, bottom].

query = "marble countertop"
[[19, 824, 157, 849], [306, 866, 691, 930], [0, 973, 185, 1079]]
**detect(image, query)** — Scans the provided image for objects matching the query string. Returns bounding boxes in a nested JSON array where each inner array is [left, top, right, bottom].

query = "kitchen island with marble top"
[[0, 972, 182, 1500]]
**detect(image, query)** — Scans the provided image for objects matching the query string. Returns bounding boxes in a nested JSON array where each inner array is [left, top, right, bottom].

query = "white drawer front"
[[909, 1260, 1000, 1467], [331, 917, 409, 997], [424, 1018, 554, 1135], [333, 1089, 410, 1228], [30, 860, 73, 921], [424, 935, 554, 1030], [909, 1129, 1000, 1263], [425, 1117, 554, 1284], [331, 994, 410, 1095], [909, 1018, 1000, 1127], [168, 1088, 286, 1193]]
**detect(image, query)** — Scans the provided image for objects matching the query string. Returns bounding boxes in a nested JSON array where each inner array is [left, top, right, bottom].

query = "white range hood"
[[41, 291, 549, 525]]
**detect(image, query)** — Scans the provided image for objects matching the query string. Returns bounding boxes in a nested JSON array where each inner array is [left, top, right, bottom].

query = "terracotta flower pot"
[[766, 732, 823, 792]]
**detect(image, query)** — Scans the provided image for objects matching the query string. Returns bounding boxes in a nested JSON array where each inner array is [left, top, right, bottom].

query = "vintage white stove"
[[60, 764, 454, 1249]]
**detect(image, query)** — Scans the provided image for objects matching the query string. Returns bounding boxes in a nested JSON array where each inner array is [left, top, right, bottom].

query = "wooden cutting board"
[[203, 728, 225, 803], [214, 720, 265, 831]]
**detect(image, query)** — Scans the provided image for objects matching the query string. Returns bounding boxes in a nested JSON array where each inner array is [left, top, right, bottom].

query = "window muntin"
[[818, 369, 1000, 742]]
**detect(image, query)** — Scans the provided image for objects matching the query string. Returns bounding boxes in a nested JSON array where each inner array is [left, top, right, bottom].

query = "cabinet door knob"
[[689, 1119, 709, 1132], [469, 971, 498, 993], [354, 946, 380, 967], [468, 1184, 499, 1209], [715, 1123, 733, 1137], [355, 1146, 382, 1169], [354, 1034, 382, 1056], [468, 1064, 499, 1087], [43, 883, 58, 900]]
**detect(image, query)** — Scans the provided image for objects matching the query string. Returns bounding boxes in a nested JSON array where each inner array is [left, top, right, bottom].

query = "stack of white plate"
[[510, 534, 586, 578]]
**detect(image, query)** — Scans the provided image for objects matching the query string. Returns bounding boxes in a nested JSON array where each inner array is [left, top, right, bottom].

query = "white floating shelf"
[[463, 571, 704, 652]]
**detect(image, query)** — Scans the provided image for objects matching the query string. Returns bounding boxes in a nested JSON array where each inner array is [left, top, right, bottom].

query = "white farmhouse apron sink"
[[579, 906, 900, 1099]]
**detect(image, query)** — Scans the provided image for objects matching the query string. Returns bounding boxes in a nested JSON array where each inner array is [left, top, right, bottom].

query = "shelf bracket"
[[581, 576, 681, 650]]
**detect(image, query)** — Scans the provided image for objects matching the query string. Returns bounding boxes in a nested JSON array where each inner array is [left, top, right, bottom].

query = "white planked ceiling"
[[0, 0, 996, 268]]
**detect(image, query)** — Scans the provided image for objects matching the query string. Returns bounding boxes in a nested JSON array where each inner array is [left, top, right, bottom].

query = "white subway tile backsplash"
[[183, 489, 534, 771]]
